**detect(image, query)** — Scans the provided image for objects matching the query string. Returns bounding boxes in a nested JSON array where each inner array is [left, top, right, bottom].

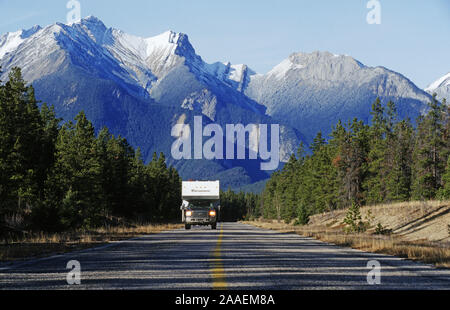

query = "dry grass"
[[308, 200, 450, 242], [0, 223, 182, 262], [304, 231, 450, 268], [245, 201, 450, 269]]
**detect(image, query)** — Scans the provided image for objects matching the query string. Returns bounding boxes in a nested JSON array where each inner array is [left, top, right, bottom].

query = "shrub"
[[342, 202, 369, 233], [375, 222, 392, 235]]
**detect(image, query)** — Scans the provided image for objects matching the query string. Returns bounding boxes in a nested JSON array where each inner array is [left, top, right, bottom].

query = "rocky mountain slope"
[[243, 52, 432, 142]]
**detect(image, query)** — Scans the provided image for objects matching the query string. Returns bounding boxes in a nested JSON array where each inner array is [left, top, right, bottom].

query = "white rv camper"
[[181, 181, 220, 230]]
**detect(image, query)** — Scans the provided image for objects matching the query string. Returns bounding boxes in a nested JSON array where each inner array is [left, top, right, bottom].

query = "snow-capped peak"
[[83, 15, 103, 23], [260, 51, 369, 82], [146, 30, 179, 45], [78, 15, 107, 28], [144, 31, 183, 57], [426, 72, 450, 92], [0, 31, 24, 59], [67, 15, 104, 26], [0, 25, 43, 59], [267, 57, 305, 79], [67, 16, 109, 44]]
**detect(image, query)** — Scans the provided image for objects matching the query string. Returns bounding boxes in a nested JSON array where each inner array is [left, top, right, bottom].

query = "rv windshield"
[[188, 200, 214, 210]]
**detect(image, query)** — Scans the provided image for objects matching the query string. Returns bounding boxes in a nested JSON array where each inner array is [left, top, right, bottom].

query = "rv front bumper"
[[186, 216, 216, 225], [186, 218, 214, 224]]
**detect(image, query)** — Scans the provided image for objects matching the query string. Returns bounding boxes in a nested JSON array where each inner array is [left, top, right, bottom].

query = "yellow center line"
[[211, 224, 227, 290]]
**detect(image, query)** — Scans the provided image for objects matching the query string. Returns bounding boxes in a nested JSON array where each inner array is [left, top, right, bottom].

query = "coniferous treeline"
[[0, 67, 181, 233], [261, 96, 450, 224], [220, 189, 261, 222]]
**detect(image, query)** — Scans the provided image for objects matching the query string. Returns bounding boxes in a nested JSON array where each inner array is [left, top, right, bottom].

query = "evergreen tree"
[[339, 119, 369, 206], [37, 103, 60, 197], [166, 166, 182, 221], [128, 148, 148, 217], [51, 112, 102, 229], [385, 119, 414, 201], [342, 201, 368, 233], [364, 98, 387, 204], [278, 153, 297, 222], [106, 135, 134, 217], [309, 132, 339, 212], [412, 95, 446, 200], [0, 68, 44, 217], [439, 156, 450, 199]]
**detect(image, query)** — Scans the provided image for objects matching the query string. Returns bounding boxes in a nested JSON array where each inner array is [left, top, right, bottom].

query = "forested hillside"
[[0, 67, 181, 234], [261, 96, 450, 224]]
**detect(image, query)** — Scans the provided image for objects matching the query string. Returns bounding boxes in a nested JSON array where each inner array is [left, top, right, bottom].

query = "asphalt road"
[[0, 222, 449, 290]]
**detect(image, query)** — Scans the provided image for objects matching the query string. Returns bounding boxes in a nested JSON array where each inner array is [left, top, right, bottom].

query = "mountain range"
[[0, 16, 443, 190]]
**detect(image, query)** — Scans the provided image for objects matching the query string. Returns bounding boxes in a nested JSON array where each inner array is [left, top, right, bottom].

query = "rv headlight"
[[186, 210, 193, 217], [209, 210, 216, 217]]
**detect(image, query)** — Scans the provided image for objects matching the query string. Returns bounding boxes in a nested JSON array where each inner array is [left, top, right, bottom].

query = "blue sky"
[[0, 0, 449, 88]]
